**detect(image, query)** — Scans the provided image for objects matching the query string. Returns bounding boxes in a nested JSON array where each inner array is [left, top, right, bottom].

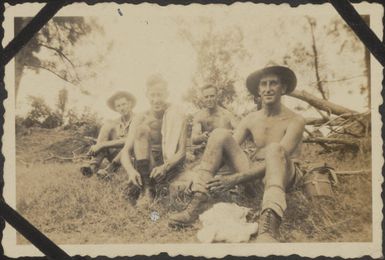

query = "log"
[[305, 117, 346, 126], [335, 170, 370, 175], [289, 90, 357, 116], [303, 136, 359, 147]]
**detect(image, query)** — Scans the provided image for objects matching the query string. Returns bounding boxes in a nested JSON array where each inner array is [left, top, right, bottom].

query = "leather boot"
[[168, 192, 209, 227], [256, 208, 281, 242]]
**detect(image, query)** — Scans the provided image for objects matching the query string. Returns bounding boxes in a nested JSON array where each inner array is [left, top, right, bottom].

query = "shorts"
[[253, 159, 303, 192]]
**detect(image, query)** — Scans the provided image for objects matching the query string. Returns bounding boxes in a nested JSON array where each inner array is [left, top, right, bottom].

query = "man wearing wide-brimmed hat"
[[169, 65, 305, 243], [80, 91, 136, 177]]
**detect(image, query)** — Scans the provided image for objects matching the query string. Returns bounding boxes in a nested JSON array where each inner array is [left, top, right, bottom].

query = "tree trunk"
[[308, 17, 327, 100], [289, 89, 357, 116]]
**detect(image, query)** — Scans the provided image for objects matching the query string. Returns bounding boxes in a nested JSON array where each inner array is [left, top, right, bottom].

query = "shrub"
[[64, 107, 102, 137]]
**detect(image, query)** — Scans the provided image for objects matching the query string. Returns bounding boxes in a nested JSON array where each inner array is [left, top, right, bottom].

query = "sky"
[[7, 3, 380, 121]]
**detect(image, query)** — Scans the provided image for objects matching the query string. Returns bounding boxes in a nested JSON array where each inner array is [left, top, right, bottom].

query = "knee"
[[265, 143, 286, 160], [135, 124, 150, 139], [209, 128, 232, 143]]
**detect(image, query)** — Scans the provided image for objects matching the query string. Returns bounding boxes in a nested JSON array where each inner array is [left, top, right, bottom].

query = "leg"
[[257, 143, 295, 242], [133, 124, 155, 207], [81, 123, 113, 176], [192, 128, 250, 193], [169, 129, 250, 227], [199, 128, 250, 173]]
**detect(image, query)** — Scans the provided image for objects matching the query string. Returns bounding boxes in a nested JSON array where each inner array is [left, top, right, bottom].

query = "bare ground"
[[15, 128, 372, 244]]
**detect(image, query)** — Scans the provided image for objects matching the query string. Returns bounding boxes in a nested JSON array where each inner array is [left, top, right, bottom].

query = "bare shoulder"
[[131, 113, 146, 125], [240, 110, 263, 126], [219, 107, 235, 118], [103, 118, 119, 128], [192, 110, 206, 122], [284, 107, 306, 127]]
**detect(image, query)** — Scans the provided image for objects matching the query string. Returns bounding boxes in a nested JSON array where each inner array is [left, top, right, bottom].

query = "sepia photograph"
[[2, 2, 383, 258]]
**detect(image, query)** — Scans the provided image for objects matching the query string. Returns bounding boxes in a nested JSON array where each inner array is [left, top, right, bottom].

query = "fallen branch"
[[335, 170, 370, 175], [303, 136, 359, 147], [289, 90, 357, 116], [44, 152, 88, 162]]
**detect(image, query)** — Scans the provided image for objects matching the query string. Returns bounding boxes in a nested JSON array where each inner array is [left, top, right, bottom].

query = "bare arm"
[[191, 113, 208, 145], [232, 116, 250, 145], [279, 116, 305, 156], [232, 116, 305, 185], [98, 138, 126, 150], [120, 116, 142, 175], [229, 112, 239, 130]]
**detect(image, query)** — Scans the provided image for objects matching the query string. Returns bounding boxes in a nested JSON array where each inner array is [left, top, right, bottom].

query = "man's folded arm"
[[191, 115, 206, 145]]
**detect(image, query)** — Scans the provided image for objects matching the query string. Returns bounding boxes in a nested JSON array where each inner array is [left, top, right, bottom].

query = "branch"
[[303, 136, 359, 147], [289, 89, 357, 116], [25, 64, 78, 86], [309, 74, 366, 85], [37, 43, 75, 68], [335, 169, 370, 175]]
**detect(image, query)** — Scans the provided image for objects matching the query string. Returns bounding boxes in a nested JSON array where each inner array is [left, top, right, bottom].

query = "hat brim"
[[107, 91, 137, 111], [246, 66, 297, 97]]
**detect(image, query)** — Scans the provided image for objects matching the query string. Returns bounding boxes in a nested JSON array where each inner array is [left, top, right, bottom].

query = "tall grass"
[[15, 130, 372, 244]]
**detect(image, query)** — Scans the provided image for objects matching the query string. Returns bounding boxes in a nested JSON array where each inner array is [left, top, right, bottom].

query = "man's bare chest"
[[201, 115, 231, 132], [249, 120, 288, 147], [143, 116, 163, 142]]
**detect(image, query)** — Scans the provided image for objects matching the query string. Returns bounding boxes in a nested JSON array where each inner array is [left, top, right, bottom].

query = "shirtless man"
[[169, 65, 305, 243], [120, 75, 187, 206], [192, 85, 237, 146], [80, 91, 136, 177]]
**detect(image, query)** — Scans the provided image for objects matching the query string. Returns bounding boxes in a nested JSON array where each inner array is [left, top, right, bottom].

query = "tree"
[[282, 16, 367, 106], [178, 19, 249, 108], [14, 17, 105, 98], [56, 87, 68, 116]]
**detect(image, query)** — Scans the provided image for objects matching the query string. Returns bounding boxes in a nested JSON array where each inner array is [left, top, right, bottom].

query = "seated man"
[[80, 91, 136, 177], [192, 84, 238, 146], [120, 75, 187, 206], [169, 65, 305, 243]]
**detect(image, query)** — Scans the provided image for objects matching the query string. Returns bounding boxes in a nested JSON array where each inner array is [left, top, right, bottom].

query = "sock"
[[261, 185, 286, 218]]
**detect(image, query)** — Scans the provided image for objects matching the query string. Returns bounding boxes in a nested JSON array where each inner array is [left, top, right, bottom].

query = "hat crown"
[[246, 64, 297, 97]]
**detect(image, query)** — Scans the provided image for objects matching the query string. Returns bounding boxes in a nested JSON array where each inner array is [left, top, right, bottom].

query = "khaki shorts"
[[253, 159, 303, 192]]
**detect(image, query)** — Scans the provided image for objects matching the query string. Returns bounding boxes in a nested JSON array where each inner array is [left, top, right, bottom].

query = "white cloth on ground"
[[197, 202, 258, 243]]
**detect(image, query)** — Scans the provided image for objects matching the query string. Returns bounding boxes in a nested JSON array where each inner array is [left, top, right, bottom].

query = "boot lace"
[[260, 209, 274, 234]]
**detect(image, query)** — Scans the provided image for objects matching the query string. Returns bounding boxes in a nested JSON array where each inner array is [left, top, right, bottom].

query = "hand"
[[127, 170, 143, 188], [206, 175, 237, 194], [88, 143, 103, 156], [184, 180, 194, 196], [201, 131, 210, 142], [150, 165, 167, 183]]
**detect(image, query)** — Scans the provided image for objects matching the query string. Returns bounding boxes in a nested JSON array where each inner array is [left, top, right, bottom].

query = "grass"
[[15, 128, 372, 244]]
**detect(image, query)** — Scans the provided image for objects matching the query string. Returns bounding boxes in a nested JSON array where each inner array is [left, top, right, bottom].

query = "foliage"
[[64, 107, 102, 137], [22, 96, 63, 129], [15, 17, 105, 97], [280, 16, 367, 107], [19, 95, 101, 137], [178, 19, 249, 108]]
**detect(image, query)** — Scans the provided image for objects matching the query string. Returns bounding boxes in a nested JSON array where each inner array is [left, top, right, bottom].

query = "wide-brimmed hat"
[[246, 65, 297, 97], [107, 91, 136, 111]]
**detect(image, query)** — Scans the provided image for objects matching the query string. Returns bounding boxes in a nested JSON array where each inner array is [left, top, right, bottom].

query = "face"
[[146, 83, 168, 112], [114, 97, 133, 116], [202, 87, 217, 109], [258, 74, 286, 105]]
